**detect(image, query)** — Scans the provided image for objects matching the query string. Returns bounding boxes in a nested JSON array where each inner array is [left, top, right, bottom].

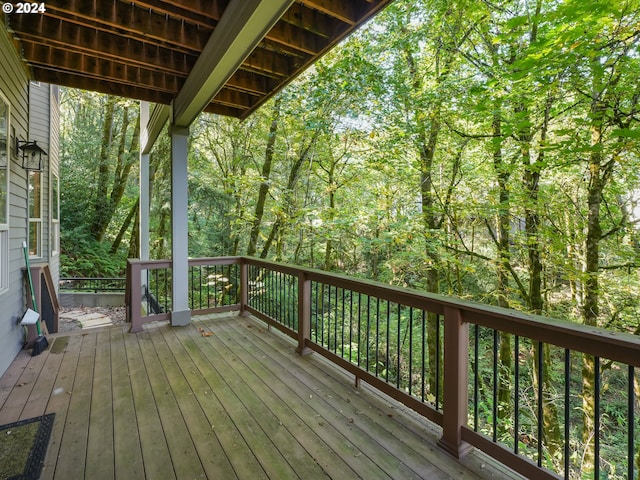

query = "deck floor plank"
[[19, 341, 65, 421], [0, 345, 52, 424], [53, 333, 97, 480], [110, 327, 146, 479], [181, 323, 339, 479], [194, 320, 390, 479], [85, 329, 115, 480], [217, 317, 448, 479], [0, 347, 32, 410], [224, 318, 476, 479], [149, 326, 238, 479], [0, 314, 523, 480], [123, 330, 176, 480], [160, 326, 268, 480], [41, 335, 83, 480], [138, 327, 207, 479], [175, 325, 301, 479]]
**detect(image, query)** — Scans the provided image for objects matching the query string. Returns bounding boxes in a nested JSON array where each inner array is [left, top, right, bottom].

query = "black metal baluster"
[[366, 296, 371, 372], [422, 310, 426, 403], [333, 286, 339, 353], [357, 293, 362, 367], [375, 298, 381, 377], [515, 335, 520, 454], [341, 288, 346, 358], [189, 265, 194, 309], [564, 349, 570, 480], [493, 329, 498, 442], [288, 274, 293, 328], [312, 282, 318, 342], [396, 305, 401, 389], [279, 271, 282, 324], [408, 307, 413, 396], [436, 315, 441, 410], [320, 283, 326, 346], [537, 341, 544, 467], [198, 265, 202, 309], [327, 284, 332, 350], [268, 270, 273, 318], [629, 365, 634, 480], [260, 268, 264, 313], [474, 324, 479, 431], [349, 291, 354, 362], [594, 356, 600, 480], [385, 300, 390, 382], [205, 266, 210, 308]]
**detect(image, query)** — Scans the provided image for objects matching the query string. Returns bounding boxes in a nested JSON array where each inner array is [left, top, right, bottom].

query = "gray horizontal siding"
[[0, 24, 33, 377]]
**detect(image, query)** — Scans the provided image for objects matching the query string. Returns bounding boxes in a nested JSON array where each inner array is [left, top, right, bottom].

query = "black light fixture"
[[16, 139, 47, 171]]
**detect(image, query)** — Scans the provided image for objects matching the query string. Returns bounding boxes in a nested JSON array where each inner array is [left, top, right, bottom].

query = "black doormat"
[[0, 413, 55, 480]]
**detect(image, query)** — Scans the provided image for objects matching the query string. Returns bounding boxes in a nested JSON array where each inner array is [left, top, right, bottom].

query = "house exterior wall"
[[0, 24, 31, 376], [0, 24, 59, 376], [29, 82, 60, 290]]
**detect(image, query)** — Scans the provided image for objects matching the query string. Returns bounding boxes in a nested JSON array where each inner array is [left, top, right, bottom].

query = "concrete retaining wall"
[[59, 292, 125, 308]]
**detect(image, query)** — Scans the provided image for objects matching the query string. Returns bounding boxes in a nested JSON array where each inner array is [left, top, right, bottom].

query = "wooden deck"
[[0, 314, 520, 479]]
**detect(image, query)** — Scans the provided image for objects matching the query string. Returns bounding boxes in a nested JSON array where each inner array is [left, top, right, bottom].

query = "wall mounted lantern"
[[16, 140, 47, 171]]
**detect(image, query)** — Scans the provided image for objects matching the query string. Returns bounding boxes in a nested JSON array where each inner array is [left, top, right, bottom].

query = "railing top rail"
[[127, 258, 172, 269], [127, 257, 243, 269]]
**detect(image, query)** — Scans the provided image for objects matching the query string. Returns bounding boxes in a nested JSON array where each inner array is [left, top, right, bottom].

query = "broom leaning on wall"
[[21, 241, 48, 355]]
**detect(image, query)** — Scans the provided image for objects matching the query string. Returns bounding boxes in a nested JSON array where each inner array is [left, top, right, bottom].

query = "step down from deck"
[[59, 310, 113, 329]]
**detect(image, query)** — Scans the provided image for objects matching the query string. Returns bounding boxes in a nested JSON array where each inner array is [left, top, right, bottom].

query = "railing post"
[[438, 306, 472, 458], [240, 259, 249, 316], [129, 260, 144, 333], [296, 272, 312, 356]]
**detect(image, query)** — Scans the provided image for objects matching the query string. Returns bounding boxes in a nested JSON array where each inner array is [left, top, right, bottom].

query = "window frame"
[[28, 170, 43, 258], [0, 90, 10, 294], [51, 172, 60, 256]]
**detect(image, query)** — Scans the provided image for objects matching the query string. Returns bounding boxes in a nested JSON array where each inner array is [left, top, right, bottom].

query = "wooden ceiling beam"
[[266, 17, 325, 56], [280, 3, 343, 38], [11, 17, 195, 76], [203, 103, 246, 118], [241, 47, 300, 79], [9, 7, 205, 55], [22, 41, 182, 93], [45, 1, 212, 53], [224, 70, 275, 96], [129, 0, 228, 25], [211, 88, 259, 110], [297, 0, 359, 25], [31, 66, 175, 104]]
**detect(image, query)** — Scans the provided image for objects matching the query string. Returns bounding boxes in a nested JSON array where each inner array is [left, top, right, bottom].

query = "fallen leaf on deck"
[[197, 327, 213, 337]]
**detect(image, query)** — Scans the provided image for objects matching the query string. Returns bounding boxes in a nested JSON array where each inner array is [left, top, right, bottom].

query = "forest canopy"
[[60, 0, 640, 332]]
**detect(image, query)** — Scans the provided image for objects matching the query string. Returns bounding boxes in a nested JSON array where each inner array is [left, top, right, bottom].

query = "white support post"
[[170, 124, 191, 326], [139, 101, 150, 262]]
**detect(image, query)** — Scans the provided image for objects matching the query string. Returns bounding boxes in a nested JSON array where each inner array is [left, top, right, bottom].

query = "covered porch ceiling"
[[4, 0, 394, 121]]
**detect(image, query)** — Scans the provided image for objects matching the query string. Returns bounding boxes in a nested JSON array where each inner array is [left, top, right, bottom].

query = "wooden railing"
[[126, 256, 640, 480]]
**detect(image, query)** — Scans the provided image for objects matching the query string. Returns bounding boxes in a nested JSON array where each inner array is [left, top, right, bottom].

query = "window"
[[29, 170, 42, 257], [51, 173, 59, 255], [0, 92, 8, 293]]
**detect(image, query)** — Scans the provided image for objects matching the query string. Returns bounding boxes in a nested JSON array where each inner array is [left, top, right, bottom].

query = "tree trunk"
[[91, 96, 116, 241], [491, 103, 514, 437], [260, 133, 315, 259], [520, 91, 562, 458], [111, 198, 139, 254], [247, 97, 281, 256]]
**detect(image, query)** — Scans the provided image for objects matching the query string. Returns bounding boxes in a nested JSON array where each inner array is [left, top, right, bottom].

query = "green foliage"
[[60, 226, 127, 277]]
